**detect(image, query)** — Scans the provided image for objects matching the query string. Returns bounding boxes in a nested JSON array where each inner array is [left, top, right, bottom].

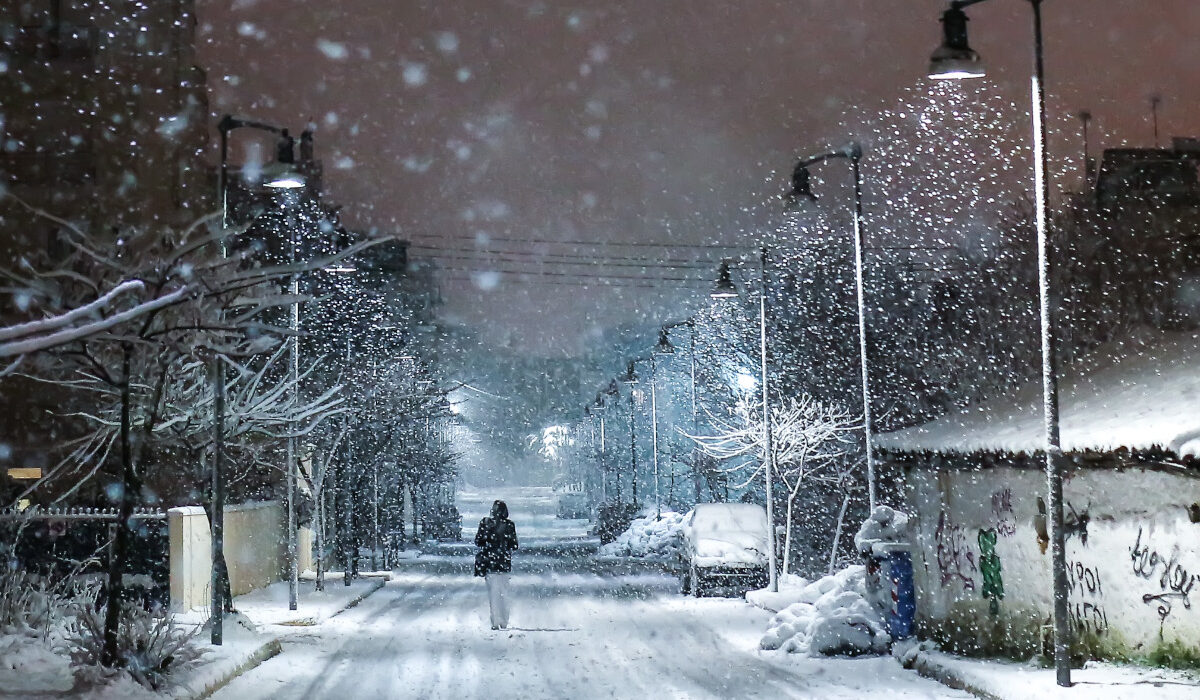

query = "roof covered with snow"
[[876, 328, 1200, 457]]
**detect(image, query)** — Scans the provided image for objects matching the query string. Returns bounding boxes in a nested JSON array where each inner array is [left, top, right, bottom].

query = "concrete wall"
[[903, 465, 1200, 661], [168, 501, 314, 612]]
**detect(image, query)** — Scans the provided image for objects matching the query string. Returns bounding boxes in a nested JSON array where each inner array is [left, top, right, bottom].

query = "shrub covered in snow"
[[66, 581, 204, 691], [597, 510, 686, 559], [854, 505, 911, 555], [759, 565, 890, 656], [0, 568, 68, 638]]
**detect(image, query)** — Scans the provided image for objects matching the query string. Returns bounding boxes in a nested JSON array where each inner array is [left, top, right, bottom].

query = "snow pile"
[[854, 505, 911, 555], [0, 635, 75, 693], [598, 511, 686, 559], [745, 573, 810, 612], [759, 565, 890, 656]]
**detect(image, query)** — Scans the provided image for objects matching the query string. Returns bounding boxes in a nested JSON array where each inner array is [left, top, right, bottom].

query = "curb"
[[328, 578, 386, 620], [910, 652, 1003, 700], [179, 637, 282, 700]]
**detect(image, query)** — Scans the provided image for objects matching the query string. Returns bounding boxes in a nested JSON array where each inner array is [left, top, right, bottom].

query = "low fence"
[[2, 502, 313, 614], [0, 506, 169, 609]]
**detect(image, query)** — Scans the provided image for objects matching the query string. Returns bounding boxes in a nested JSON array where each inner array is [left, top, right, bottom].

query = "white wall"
[[168, 501, 314, 612], [904, 465, 1200, 659]]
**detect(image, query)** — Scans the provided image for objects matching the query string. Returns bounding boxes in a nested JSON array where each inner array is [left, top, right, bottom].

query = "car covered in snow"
[[679, 503, 770, 597]]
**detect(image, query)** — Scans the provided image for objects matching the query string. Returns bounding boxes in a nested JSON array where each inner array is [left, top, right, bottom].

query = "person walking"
[[474, 499, 519, 630]]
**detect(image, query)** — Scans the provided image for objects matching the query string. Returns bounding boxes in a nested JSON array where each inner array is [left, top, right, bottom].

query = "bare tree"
[[0, 193, 376, 667], [686, 395, 860, 576]]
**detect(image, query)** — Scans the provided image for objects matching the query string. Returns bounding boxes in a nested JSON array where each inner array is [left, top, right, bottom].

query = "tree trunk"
[[315, 494, 325, 591], [101, 346, 135, 667], [828, 492, 852, 575], [783, 490, 798, 577]]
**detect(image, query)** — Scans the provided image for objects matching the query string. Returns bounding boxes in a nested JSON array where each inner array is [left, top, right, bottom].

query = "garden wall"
[[902, 464, 1200, 662], [168, 501, 313, 612]]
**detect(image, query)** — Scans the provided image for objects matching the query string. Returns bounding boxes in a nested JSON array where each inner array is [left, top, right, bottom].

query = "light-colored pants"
[[485, 573, 511, 629]]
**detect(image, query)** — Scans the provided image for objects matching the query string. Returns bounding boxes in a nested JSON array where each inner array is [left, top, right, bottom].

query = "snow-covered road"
[[213, 489, 968, 699]]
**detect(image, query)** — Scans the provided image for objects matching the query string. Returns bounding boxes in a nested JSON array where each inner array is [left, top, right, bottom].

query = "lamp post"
[[655, 321, 697, 506], [784, 141, 876, 512], [711, 250, 779, 593], [621, 362, 639, 507], [928, 1, 1072, 686], [212, 115, 307, 643]]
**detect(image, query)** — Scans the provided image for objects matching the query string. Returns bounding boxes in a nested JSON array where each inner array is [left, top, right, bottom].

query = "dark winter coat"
[[474, 501, 518, 577]]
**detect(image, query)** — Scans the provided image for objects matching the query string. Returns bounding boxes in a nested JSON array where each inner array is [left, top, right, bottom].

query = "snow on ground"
[[914, 650, 1200, 700], [759, 565, 890, 656], [745, 573, 811, 612], [210, 487, 968, 699], [597, 510, 685, 559], [0, 634, 75, 694]]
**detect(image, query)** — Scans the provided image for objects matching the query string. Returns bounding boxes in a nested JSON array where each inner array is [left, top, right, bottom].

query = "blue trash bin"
[[885, 550, 915, 640]]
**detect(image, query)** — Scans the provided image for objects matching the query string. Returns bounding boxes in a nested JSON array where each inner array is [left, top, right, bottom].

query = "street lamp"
[[710, 248, 779, 593], [211, 114, 309, 644], [926, 0, 1072, 686], [784, 142, 877, 513], [621, 362, 639, 506]]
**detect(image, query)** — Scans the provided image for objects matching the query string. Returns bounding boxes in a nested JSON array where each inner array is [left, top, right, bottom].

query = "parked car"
[[679, 503, 770, 597], [554, 482, 589, 519]]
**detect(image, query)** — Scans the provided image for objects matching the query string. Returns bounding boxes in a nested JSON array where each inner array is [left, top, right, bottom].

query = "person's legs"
[[493, 573, 511, 628], [485, 574, 501, 629]]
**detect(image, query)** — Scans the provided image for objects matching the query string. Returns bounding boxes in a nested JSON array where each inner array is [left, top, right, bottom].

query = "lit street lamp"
[[212, 114, 309, 644], [784, 141, 877, 512], [711, 248, 779, 593], [927, 0, 1073, 686]]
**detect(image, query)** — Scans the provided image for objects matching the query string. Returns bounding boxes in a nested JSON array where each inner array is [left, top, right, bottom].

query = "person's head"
[[491, 500, 508, 519]]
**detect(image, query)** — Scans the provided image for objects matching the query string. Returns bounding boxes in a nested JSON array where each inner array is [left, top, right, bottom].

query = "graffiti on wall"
[[990, 488, 1017, 538], [935, 510, 976, 591], [1067, 560, 1108, 636], [1130, 527, 1197, 623], [978, 528, 1004, 615]]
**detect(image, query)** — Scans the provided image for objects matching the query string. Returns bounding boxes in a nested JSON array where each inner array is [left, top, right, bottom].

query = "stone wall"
[[902, 463, 1200, 661]]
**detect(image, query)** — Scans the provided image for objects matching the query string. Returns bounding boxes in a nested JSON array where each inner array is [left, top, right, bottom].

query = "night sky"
[[197, 0, 1200, 356]]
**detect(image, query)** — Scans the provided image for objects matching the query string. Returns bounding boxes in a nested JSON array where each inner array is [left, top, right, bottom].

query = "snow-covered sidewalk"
[[167, 576, 387, 698], [912, 650, 1200, 700]]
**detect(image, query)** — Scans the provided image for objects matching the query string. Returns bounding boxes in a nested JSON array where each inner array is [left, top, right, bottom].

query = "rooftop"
[[876, 327, 1200, 457]]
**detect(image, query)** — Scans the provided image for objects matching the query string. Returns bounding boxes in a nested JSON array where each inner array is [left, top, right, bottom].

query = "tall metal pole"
[[759, 246, 778, 593], [689, 321, 699, 503], [650, 355, 660, 518], [286, 215, 300, 611], [600, 414, 607, 502], [849, 151, 877, 512], [629, 385, 638, 507], [210, 127, 230, 646], [1029, 0, 1071, 686]]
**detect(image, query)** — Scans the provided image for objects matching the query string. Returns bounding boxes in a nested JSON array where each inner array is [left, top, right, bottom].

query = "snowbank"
[[0, 635, 74, 693], [759, 566, 890, 656], [597, 511, 686, 559], [745, 573, 810, 612], [854, 505, 910, 555]]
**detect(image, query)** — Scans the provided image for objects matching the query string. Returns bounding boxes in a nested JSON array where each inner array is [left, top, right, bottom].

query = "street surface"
[[214, 488, 967, 699]]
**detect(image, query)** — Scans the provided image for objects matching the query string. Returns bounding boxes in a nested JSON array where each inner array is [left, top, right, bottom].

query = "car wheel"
[[691, 565, 704, 598]]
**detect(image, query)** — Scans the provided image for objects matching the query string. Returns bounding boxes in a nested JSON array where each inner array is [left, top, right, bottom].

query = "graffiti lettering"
[[1066, 560, 1107, 635], [990, 488, 1016, 538], [1067, 561, 1103, 598], [1130, 527, 1197, 623], [1069, 601, 1109, 636], [935, 510, 976, 591]]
